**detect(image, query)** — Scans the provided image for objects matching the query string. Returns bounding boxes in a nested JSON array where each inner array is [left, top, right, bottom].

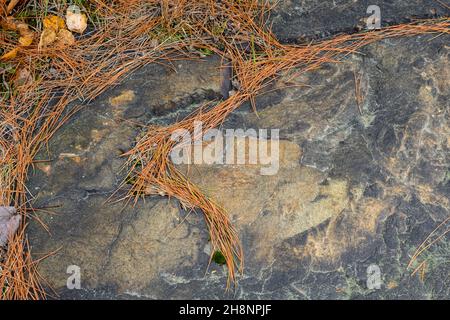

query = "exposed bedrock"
[[27, 30, 449, 299]]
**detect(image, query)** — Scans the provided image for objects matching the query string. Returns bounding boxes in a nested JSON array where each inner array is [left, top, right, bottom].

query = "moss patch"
[[212, 250, 226, 265]]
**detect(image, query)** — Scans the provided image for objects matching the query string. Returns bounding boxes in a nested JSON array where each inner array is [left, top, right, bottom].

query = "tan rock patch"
[[109, 90, 135, 107], [179, 138, 349, 261], [301, 198, 387, 264], [101, 201, 201, 291]]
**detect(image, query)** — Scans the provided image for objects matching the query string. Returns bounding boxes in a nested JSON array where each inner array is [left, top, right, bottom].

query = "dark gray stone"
[[27, 27, 449, 299], [269, 0, 450, 42]]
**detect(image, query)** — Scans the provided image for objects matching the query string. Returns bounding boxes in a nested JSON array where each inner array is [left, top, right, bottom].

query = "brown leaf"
[[0, 206, 21, 247], [55, 29, 75, 47], [13, 67, 32, 87], [0, 17, 35, 59], [0, 16, 18, 30]]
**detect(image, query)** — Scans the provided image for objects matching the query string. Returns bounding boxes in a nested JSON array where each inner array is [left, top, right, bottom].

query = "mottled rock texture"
[[269, 0, 450, 42], [26, 4, 449, 299]]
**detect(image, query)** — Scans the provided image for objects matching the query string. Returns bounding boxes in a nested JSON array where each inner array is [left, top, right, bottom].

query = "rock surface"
[[26, 10, 449, 299], [269, 0, 450, 42]]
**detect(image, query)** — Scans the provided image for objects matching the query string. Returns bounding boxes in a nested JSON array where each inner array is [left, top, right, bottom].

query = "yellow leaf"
[[0, 17, 35, 59], [43, 15, 65, 32], [38, 28, 57, 50], [19, 31, 34, 46], [0, 48, 19, 60]]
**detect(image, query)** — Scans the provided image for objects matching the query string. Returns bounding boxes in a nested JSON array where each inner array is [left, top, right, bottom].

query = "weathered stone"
[[27, 32, 449, 299], [269, 0, 450, 42]]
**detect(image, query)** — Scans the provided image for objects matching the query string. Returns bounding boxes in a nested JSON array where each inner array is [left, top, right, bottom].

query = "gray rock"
[[27, 33, 449, 299], [269, 0, 450, 42]]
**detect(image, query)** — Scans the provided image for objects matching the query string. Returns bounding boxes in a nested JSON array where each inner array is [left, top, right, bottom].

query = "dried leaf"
[[0, 47, 19, 60], [39, 14, 76, 50], [0, 206, 21, 247], [66, 6, 87, 34], [13, 67, 32, 87], [38, 28, 57, 50], [55, 29, 76, 47], [43, 15, 66, 32], [16, 21, 30, 33], [0, 16, 18, 30], [17, 22, 35, 46], [18, 31, 34, 46], [0, 17, 35, 59]]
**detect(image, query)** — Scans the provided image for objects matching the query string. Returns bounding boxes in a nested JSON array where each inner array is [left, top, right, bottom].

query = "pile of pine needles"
[[0, 0, 449, 298]]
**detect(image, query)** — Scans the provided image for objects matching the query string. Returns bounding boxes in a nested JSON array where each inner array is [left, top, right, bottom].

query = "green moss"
[[149, 24, 188, 44], [197, 48, 213, 56], [212, 250, 226, 265]]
